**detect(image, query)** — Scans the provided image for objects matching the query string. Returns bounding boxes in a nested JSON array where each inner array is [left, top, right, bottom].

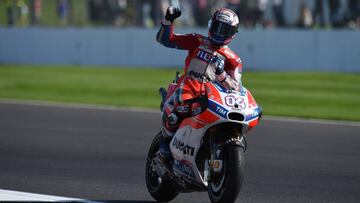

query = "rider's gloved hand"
[[211, 55, 225, 75], [165, 6, 181, 23]]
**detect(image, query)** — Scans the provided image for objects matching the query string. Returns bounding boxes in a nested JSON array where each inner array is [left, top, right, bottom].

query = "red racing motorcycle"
[[146, 72, 262, 203]]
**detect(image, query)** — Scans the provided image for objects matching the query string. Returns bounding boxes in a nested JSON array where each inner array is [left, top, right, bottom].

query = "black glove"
[[165, 6, 181, 23], [210, 55, 225, 75]]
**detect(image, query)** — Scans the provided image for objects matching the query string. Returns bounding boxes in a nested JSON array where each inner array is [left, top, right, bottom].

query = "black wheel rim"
[[147, 154, 162, 190], [146, 136, 162, 192]]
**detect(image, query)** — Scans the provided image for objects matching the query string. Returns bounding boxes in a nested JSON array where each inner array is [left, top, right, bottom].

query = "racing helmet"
[[208, 8, 239, 46]]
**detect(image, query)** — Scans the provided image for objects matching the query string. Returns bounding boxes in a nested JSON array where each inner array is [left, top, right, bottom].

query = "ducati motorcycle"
[[145, 71, 262, 203]]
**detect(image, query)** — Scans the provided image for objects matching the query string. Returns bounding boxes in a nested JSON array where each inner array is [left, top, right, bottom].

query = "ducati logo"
[[189, 70, 205, 79], [172, 137, 195, 156]]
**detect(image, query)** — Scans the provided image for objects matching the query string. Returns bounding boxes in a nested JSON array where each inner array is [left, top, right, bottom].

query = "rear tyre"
[[145, 132, 178, 202], [208, 146, 245, 203]]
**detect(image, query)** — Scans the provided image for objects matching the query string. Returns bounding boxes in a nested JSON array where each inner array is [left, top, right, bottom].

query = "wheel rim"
[[210, 159, 227, 194], [148, 156, 162, 189], [146, 136, 163, 193], [210, 171, 226, 192]]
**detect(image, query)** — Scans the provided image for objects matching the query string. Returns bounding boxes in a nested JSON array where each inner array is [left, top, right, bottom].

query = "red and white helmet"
[[208, 8, 239, 46]]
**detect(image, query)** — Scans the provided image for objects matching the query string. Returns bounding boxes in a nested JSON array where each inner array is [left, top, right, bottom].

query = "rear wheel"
[[208, 146, 245, 203], [145, 132, 178, 202]]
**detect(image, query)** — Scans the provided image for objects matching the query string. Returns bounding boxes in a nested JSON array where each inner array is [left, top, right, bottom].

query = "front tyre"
[[208, 146, 245, 203], [145, 132, 178, 202]]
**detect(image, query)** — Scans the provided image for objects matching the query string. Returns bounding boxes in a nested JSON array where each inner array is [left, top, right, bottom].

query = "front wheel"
[[208, 146, 245, 203], [145, 132, 178, 202]]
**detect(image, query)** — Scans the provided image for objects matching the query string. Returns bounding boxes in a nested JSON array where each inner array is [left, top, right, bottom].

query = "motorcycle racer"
[[156, 6, 243, 168]]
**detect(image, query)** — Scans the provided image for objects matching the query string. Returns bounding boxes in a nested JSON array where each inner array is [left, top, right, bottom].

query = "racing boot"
[[158, 112, 180, 171]]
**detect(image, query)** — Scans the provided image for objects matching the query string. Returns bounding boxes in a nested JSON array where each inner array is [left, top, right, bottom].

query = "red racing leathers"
[[157, 19, 243, 136]]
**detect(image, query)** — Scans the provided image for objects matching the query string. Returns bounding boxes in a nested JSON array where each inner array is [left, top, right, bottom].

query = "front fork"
[[204, 128, 223, 183], [204, 128, 247, 184]]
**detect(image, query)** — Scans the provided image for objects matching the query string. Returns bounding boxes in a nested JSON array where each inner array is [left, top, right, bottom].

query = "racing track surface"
[[0, 101, 359, 203]]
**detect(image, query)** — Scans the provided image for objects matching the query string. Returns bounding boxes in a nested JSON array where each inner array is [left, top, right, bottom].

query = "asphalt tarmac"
[[0, 101, 359, 203]]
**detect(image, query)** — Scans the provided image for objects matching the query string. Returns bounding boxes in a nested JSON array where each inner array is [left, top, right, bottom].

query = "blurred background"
[[1, 0, 360, 29], [1, 0, 360, 70]]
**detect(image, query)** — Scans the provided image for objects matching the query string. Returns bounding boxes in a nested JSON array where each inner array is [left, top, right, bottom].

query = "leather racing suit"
[[156, 19, 243, 138]]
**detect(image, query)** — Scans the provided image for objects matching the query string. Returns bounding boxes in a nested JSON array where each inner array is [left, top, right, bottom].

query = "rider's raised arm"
[[156, 20, 200, 50], [156, 7, 200, 50]]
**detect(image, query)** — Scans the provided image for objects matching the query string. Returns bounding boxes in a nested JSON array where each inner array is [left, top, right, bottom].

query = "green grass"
[[244, 72, 360, 121], [0, 64, 174, 108], [0, 64, 360, 121]]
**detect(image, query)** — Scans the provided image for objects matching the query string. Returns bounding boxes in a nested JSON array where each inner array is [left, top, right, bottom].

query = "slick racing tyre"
[[208, 146, 245, 203], [145, 132, 178, 202]]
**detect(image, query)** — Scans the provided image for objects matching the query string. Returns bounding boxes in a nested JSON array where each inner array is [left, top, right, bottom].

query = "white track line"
[[1, 99, 359, 127], [264, 115, 360, 127], [0, 99, 159, 114], [0, 189, 81, 201]]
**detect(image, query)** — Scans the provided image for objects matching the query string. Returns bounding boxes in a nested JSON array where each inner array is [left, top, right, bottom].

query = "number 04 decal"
[[225, 96, 247, 109]]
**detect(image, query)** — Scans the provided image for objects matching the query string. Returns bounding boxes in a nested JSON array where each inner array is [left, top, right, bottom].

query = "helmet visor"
[[210, 20, 237, 38]]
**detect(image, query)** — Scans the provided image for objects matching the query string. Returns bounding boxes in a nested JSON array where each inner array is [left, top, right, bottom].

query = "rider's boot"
[[158, 112, 180, 171]]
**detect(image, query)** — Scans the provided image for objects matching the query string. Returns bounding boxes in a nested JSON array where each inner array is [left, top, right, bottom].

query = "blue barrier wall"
[[0, 27, 359, 72]]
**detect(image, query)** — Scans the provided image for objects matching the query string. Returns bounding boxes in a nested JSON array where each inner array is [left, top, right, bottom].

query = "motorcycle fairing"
[[169, 81, 261, 186]]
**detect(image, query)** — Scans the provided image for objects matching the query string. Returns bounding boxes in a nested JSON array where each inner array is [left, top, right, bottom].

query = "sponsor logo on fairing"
[[208, 100, 228, 118], [172, 137, 195, 156], [245, 107, 262, 121], [216, 106, 227, 116], [174, 160, 195, 178]]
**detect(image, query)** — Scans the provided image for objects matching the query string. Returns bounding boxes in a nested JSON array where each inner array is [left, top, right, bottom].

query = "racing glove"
[[165, 6, 181, 23], [210, 55, 225, 75], [211, 56, 240, 91]]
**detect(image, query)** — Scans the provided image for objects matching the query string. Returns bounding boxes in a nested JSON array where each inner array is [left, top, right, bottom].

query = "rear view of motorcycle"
[[145, 73, 262, 203]]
